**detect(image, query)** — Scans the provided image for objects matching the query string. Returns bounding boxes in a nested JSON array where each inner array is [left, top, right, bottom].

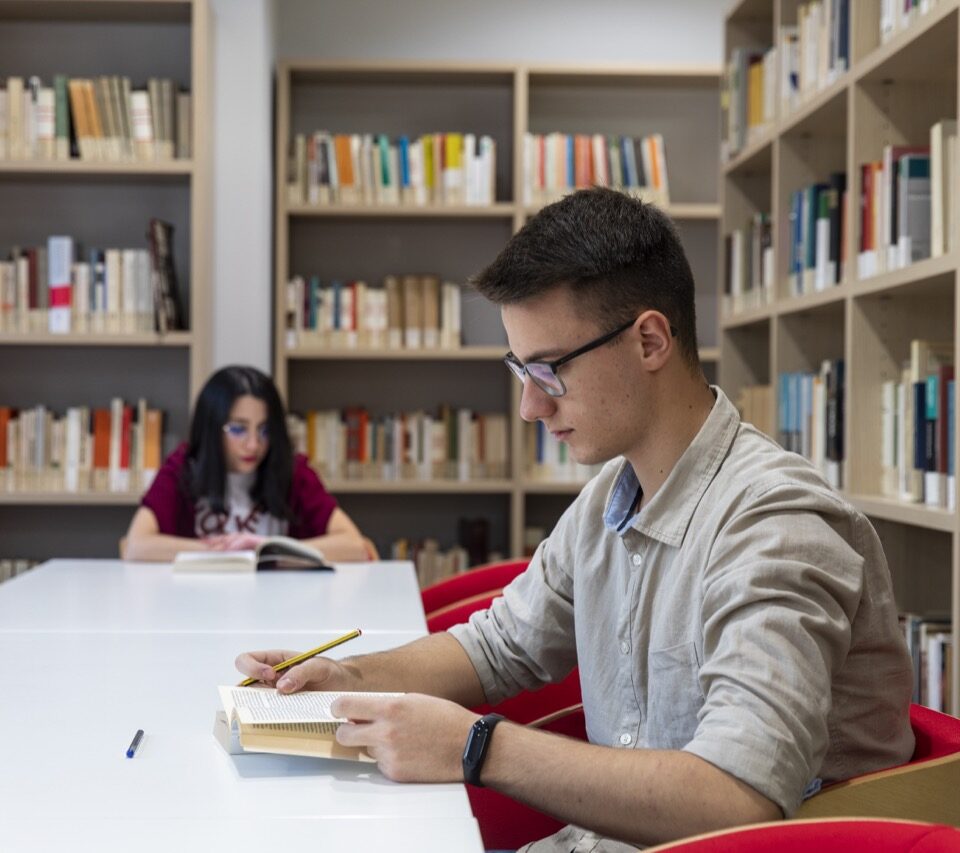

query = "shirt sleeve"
[[449, 503, 579, 705], [140, 443, 191, 536], [289, 454, 338, 538], [683, 480, 865, 817]]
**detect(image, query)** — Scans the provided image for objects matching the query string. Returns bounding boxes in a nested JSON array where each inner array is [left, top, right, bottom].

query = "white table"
[[0, 561, 483, 852], [0, 558, 427, 633]]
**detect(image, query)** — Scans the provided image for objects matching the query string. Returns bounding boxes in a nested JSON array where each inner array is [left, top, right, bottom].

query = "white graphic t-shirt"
[[194, 471, 289, 537]]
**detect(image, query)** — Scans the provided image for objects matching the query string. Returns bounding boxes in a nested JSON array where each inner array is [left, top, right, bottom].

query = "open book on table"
[[173, 536, 333, 573], [215, 686, 402, 761]]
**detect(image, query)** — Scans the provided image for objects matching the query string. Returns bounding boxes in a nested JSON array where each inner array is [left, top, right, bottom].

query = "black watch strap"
[[462, 713, 505, 787]]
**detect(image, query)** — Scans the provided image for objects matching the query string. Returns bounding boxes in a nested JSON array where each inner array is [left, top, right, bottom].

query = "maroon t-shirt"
[[141, 443, 338, 539]]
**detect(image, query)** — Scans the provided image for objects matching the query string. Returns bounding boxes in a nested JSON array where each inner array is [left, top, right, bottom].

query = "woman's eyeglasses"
[[222, 422, 269, 442]]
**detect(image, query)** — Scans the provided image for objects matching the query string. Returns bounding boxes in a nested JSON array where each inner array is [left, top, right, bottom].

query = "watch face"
[[464, 719, 489, 762]]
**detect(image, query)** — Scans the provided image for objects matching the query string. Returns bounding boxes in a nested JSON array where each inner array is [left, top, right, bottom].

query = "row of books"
[[0, 74, 190, 163], [524, 421, 604, 484], [286, 408, 509, 483], [520, 132, 669, 208], [723, 1, 850, 158], [0, 223, 183, 335], [880, 340, 956, 510], [723, 212, 773, 316], [287, 131, 497, 208], [858, 122, 957, 279], [788, 173, 847, 296], [285, 274, 461, 351], [0, 560, 37, 585], [777, 360, 845, 489], [0, 399, 163, 494], [900, 613, 953, 715], [881, 0, 942, 44]]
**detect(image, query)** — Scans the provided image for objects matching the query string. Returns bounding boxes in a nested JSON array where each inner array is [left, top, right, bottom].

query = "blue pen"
[[126, 728, 144, 758]]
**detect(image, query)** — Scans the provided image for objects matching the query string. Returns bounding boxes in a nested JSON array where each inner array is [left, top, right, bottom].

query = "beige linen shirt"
[[450, 387, 914, 851]]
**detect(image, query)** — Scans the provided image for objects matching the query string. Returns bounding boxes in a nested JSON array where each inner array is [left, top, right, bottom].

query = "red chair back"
[[910, 704, 960, 763], [421, 558, 529, 615]]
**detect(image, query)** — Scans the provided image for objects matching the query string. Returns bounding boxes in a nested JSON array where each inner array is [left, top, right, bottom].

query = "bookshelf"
[[0, 0, 211, 560], [720, 0, 959, 714], [275, 60, 720, 565]]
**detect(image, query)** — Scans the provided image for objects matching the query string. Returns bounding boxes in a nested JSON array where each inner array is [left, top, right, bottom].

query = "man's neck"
[[629, 381, 715, 510]]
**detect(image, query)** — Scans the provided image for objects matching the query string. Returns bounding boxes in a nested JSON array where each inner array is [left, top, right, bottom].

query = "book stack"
[[880, 340, 955, 510], [900, 612, 953, 714], [287, 131, 496, 207], [777, 359, 845, 489], [722, 212, 774, 316], [287, 406, 509, 483], [0, 220, 183, 335], [390, 538, 471, 589], [0, 74, 190, 163], [0, 398, 164, 494], [521, 132, 669, 208], [723, 47, 777, 157], [787, 173, 847, 297], [524, 421, 604, 483], [285, 274, 460, 351], [880, 0, 942, 44]]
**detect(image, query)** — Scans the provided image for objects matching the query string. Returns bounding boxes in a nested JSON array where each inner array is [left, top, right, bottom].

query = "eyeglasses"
[[222, 422, 269, 442], [504, 318, 678, 397]]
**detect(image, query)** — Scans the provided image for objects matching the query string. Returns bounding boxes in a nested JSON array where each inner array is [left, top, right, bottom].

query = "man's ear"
[[636, 311, 673, 368]]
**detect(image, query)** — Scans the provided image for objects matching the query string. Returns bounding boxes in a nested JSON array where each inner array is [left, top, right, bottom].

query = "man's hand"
[[332, 692, 480, 782], [234, 649, 360, 692]]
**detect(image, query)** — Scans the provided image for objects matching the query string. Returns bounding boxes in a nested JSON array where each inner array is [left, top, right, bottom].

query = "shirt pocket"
[[647, 640, 704, 750]]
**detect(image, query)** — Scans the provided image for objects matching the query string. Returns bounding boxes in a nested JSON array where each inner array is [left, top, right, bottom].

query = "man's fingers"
[[275, 658, 337, 693], [235, 649, 302, 682], [330, 694, 392, 721]]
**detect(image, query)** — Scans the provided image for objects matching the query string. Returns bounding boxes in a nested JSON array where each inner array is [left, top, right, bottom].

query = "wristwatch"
[[462, 713, 505, 787]]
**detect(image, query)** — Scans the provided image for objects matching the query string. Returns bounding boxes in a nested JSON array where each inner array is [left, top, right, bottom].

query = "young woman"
[[122, 365, 370, 562]]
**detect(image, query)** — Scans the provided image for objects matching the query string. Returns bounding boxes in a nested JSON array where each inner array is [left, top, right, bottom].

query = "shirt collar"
[[602, 385, 740, 547]]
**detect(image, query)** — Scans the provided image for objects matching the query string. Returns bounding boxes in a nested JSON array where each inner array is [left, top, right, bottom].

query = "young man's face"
[[501, 286, 647, 467]]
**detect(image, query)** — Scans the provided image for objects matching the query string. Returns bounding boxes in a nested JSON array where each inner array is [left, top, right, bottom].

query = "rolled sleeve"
[[683, 482, 863, 816], [449, 534, 578, 705]]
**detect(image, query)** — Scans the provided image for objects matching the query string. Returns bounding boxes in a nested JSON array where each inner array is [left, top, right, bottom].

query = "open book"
[[173, 536, 333, 573], [215, 686, 402, 761]]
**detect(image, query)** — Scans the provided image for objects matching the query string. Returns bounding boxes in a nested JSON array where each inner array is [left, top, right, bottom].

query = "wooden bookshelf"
[[0, 0, 212, 559], [275, 59, 721, 564], [720, 0, 960, 715]]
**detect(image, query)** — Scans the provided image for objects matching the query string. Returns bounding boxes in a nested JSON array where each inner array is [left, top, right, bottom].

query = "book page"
[[218, 686, 402, 725], [173, 550, 256, 573]]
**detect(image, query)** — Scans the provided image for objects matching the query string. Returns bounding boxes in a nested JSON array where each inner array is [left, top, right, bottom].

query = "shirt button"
[[631, 553, 642, 567], [620, 641, 630, 655], [619, 733, 632, 746]]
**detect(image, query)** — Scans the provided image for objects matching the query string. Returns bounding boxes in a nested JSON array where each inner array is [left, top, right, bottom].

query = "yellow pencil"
[[237, 628, 362, 687]]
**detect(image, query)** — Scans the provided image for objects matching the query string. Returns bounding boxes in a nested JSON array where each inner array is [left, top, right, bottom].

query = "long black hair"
[[184, 365, 295, 521]]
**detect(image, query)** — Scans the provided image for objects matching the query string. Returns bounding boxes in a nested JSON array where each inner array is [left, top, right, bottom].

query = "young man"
[[237, 188, 914, 850]]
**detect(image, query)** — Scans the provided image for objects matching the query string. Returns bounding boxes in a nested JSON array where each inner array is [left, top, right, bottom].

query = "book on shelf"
[[288, 130, 496, 208], [287, 406, 509, 483], [930, 119, 957, 257], [1, 224, 182, 335], [215, 686, 399, 760], [173, 537, 334, 573], [777, 359, 844, 489], [786, 173, 846, 297], [722, 212, 774, 316], [522, 132, 668, 208], [1, 74, 189, 163], [880, 0, 942, 45], [899, 612, 953, 715], [285, 273, 461, 351], [0, 397, 163, 494]]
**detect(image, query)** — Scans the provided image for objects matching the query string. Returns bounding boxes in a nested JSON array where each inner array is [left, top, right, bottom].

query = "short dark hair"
[[472, 187, 700, 369], [184, 365, 295, 521]]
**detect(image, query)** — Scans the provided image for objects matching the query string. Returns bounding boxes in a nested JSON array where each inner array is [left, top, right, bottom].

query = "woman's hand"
[[205, 533, 266, 551]]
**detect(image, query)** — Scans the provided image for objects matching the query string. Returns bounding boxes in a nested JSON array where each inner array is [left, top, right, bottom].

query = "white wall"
[[210, 0, 274, 373], [209, 1, 725, 370]]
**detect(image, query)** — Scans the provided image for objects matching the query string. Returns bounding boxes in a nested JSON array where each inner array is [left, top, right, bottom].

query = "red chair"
[[644, 818, 960, 852], [467, 704, 587, 851], [421, 558, 529, 616], [796, 704, 960, 824]]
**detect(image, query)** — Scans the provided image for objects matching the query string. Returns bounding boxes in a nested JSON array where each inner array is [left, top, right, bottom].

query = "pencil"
[[237, 628, 362, 687]]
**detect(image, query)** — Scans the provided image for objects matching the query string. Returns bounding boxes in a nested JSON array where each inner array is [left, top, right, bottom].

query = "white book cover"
[[47, 235, 73, 334], [930, 120, 957, 257], [35, 87, 55, 160], [814, 215, 831, 291]]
